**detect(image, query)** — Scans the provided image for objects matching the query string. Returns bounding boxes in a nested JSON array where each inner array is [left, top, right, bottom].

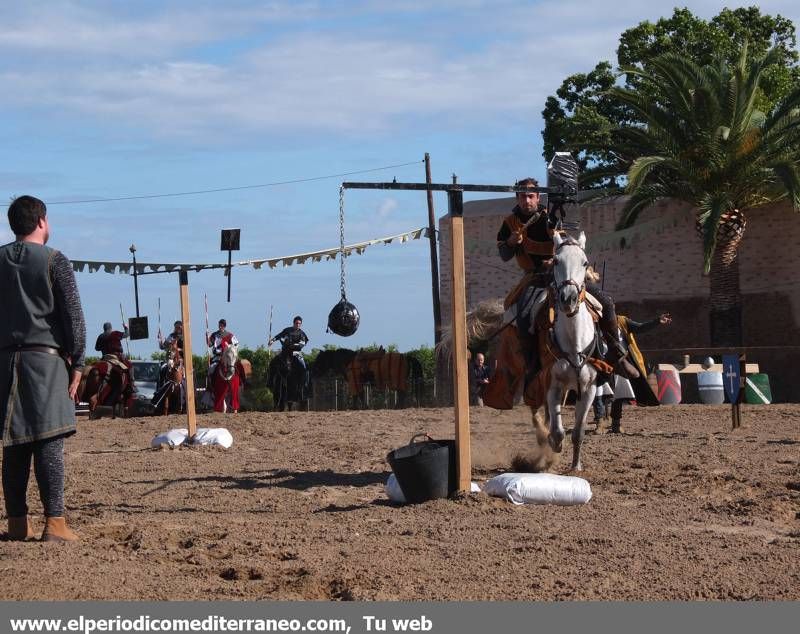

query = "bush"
[[241, 385, 273, 412]]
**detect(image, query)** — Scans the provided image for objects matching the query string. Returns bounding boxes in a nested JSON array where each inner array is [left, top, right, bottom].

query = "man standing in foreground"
[[0, 195, 86, 542]]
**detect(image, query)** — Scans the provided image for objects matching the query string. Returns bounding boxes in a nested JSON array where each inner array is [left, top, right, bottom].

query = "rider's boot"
[[610, 418, 623, 434]]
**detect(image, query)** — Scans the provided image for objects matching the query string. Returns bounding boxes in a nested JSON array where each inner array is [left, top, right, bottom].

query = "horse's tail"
[[437, 298, 506, 361]]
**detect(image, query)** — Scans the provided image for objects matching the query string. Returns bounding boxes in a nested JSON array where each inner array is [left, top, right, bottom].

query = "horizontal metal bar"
[[341, 181, 570, 194]]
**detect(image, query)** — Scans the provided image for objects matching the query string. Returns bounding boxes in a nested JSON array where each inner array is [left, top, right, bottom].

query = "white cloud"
[[376, 198, 398, 220], [1, 1, 797, 140]]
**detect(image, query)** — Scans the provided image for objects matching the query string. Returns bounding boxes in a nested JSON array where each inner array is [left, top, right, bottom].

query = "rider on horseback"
[[206, 318, 239, 382], [91, 321, 132, 408], [157, 321, 184, 386], [497, 177, 638, 382], [269, 316, 309, 370]]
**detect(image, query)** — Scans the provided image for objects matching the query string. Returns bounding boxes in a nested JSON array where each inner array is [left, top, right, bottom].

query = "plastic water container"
[[697, 371, 725, 404], [656, 369, 681, 404], [745, 374, 772, 404]]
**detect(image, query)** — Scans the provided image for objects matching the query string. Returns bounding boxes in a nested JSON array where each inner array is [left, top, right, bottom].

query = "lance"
[[267, 304, 273, 361], [157, 297, 162, 345], [119, 303, 131, 357], [204, 293, 211, 367]]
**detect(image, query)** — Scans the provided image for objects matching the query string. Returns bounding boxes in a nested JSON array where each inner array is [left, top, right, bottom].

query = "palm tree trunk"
[[708, 241, 743, 347]]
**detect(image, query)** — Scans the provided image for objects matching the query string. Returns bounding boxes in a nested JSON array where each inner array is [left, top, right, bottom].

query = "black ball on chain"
[[327, 299, 360, 337]]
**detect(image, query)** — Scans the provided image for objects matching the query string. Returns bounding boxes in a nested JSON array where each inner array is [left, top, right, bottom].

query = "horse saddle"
[[102, 354, 129, 371], [516, 288, 604, 336]]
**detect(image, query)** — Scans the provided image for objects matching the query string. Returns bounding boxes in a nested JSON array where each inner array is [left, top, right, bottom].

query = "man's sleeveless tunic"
[[0, 242, 76, 446]]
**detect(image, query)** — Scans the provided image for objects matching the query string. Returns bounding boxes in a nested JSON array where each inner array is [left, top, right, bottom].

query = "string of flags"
[[70, 227, 432, 275]]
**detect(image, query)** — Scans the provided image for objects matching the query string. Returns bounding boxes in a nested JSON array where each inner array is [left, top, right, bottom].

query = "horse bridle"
[[552, 238, 586, 318]]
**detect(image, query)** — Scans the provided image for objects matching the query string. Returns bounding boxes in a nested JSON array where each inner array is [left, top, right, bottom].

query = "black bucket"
[[386, 434, 456, 504]]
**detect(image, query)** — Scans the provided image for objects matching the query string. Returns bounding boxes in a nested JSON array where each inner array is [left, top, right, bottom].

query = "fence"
[[309, 376, 444, 410]]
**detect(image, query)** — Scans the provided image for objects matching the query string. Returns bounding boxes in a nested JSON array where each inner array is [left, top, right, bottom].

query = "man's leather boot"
[[7, 516, 35, 541], [41, 517, 79, 543]]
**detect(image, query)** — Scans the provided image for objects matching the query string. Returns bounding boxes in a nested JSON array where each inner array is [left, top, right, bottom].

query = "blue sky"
[[2, 0, 798, 357]]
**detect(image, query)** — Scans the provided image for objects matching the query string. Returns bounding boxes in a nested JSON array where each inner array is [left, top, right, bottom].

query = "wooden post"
[[448, 188, 471, 493], [179, 271, 198, 438]]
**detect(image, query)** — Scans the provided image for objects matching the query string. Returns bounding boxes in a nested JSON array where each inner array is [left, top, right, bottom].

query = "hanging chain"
[[339, 185, 347, 300]]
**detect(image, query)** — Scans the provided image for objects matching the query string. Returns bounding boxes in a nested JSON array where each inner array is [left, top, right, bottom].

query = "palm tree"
[[585, 44, 800, 346]]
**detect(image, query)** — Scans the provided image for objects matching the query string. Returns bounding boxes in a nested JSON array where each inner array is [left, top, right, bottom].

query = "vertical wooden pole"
[[179, 271, 197, 438], [448, 189, 471, 493]]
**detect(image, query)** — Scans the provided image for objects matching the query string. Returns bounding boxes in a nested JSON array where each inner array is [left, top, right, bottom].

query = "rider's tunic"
[[209, 330, 239, 365], [497, 208, 555, 339], [0, 242, 85, 446], [95, 330, 129, 371], [274, 327, 308, 353], [497, 205, 555, 273]]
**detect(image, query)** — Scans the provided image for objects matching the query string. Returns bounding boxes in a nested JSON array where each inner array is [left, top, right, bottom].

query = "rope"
[[48, 160, 423, 205]]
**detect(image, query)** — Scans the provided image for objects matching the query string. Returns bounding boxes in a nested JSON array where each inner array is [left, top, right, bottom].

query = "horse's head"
[[165, 341, 183, 379], [219, 339, 238, 381], [552, 231, 588, 317]]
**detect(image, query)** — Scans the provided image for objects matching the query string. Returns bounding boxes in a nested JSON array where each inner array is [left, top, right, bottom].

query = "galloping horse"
[[441, 231, 602, 471], [78, 357, 133, 419], [152, 339, 184, 415], [543, 232, 598, 470], [268, 348, 308, 411], [209, 337, 243, 413]]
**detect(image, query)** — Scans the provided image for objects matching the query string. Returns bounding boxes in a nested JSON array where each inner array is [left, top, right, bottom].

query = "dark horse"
[[79, 357, 133, 419], [268, 349, 309, 411], [152, 339, 184, 415]]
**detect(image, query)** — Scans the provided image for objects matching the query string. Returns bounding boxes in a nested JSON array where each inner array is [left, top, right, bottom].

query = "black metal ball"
[[327, 299, 360, 337]]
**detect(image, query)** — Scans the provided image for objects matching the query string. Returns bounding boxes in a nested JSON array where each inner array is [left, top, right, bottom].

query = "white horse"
[[547, 231, 598, 471]]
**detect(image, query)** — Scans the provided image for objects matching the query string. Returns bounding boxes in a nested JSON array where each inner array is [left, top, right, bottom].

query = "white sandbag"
[[385, 474, 480, 504], [385, 473, 406, 503], [192, 427, 233, 449], [151, 428, 189, 448], [484, 473, 592, 505]]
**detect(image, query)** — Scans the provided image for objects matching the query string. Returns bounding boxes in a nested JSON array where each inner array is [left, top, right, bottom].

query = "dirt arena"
[[1, 404, 798, 601]]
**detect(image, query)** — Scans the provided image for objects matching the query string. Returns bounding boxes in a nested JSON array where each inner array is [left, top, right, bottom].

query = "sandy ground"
[[1, 403, 798, 601]]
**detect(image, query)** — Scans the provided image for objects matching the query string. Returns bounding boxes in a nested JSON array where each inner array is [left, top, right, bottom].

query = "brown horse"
[[78, 357, 133, 419], [153, 339, 184, 415]]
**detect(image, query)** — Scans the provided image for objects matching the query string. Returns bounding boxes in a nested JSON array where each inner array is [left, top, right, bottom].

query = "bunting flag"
[[70, 227, 432, 275]]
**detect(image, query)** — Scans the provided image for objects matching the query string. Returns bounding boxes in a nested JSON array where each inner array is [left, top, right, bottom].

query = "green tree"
[[542, 7, 800, 184], [594, 45, 800, 346], [406, 345, 436, 381]]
